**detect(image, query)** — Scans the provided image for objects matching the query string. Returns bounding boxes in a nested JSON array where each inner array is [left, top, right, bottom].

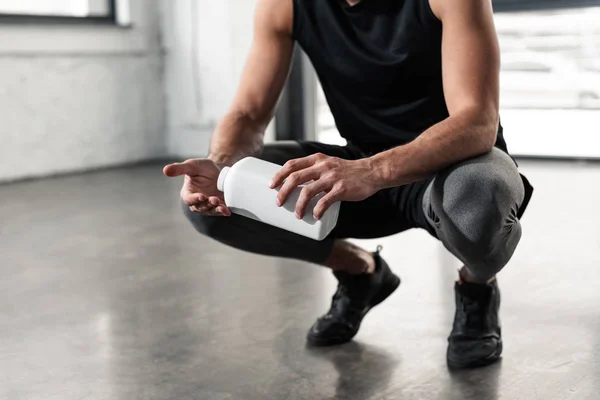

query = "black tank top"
[[292, 0, 508, 152]]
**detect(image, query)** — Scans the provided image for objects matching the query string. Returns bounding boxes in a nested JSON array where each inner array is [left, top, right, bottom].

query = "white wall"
[[163, 0, 274, 159], [0, 0, 166, 182]]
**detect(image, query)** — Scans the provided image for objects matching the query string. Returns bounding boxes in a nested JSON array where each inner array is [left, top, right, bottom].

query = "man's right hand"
[[163, 159, 232, 217]]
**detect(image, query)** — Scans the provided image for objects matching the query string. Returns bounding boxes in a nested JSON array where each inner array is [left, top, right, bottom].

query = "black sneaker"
[[306, 247, 401, 347], [447, 279, 503, 369]]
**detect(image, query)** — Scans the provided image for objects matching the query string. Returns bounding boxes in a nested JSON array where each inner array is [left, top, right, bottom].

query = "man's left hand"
[[269, 153, 382, 220]]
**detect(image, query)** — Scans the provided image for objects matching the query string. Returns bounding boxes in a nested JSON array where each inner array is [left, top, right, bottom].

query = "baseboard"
[[514, 155, 600, 163], [0, 158, 177, 186]]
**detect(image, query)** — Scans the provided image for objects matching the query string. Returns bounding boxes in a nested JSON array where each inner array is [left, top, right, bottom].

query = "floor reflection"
[[306, 342, 398, 400], [444, 361, 502, 400]]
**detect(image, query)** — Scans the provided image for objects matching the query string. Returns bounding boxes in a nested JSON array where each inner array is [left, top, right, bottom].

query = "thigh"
[[331, 190, 417, 239], [259, 140, 364, 165]]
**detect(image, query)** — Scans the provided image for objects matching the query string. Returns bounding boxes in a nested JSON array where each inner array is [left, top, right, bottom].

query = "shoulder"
[[428, 0, 494, 21], [255, 0, 294, 36], [426, 0, 442, 20]]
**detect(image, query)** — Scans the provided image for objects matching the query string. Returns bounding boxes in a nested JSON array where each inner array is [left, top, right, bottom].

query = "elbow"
[[450, 106, 498, 154], [469, 107, 498, 153], [228, 104, 273, 130], [226, 107, 270, 132], [480, 120, 497, 152], [230, 109, 265, 127]]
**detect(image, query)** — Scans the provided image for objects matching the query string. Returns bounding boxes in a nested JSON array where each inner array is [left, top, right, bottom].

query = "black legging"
[[183, 141, 530, 282]]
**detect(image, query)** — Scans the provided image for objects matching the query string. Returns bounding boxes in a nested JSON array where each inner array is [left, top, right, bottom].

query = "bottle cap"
[[216, 166, 230, 192]]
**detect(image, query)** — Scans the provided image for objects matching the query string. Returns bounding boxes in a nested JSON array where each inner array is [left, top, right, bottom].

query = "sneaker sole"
[[306, 274, 401, 347], [446, 340, 503, 369]]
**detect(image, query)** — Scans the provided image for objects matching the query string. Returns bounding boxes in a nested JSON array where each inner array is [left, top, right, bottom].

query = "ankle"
[[459, 267, 496, 285], [324, 240, 375, 275]]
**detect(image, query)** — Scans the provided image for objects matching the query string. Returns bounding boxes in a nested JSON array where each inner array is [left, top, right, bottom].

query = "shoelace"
[[324, 286, 364, 321], [461, 295, 485, 330], [324, 245, 383, 321]]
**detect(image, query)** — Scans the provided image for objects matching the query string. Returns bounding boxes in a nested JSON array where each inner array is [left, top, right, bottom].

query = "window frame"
[[493, 0, 600, 12], [502, 61, 554, 73]]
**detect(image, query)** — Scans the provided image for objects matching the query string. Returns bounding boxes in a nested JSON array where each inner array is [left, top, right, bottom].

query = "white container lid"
[[216, 166, 230, 192]]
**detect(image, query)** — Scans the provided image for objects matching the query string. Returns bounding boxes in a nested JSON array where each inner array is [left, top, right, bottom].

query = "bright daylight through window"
[[316, 7, 600, 158], [0, 0, 111, 18]]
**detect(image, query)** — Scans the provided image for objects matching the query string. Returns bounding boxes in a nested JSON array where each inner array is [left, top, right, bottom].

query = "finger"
[[270, 155, 320, 189], [276, 167, 321, 207], [190, 205, 210, 213], [182, 192, 206, 206], [181, 192, 206, 206], [313, 190, 341, 221], [203, 204, 231, 216], [188, 197, 215, 212], [196, 203, 217, 214], [201, 200, 218, 210], [192, 208, 220, 217], [215, 206, 232, 216], [203, 209, 222, 216], [295, 180, 331, 219], [192, 202, 213, 212], [190, 205, 203, 213], [208, 196, 222, 207], [209, 198, 231, 216]]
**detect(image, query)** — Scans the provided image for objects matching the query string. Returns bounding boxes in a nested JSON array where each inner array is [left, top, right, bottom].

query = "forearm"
[[370, 110, 498, 189], [209, 0, 293, 168], [208, 111, 266, 167]]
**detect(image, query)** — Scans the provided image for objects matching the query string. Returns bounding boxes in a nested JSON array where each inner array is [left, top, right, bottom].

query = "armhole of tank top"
[[423, 0, 442, 26], [291, 0, 302, 41]]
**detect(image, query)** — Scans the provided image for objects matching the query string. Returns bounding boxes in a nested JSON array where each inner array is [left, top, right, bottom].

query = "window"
[[494, 7, 600, 158], [0, 0, 114, 20]]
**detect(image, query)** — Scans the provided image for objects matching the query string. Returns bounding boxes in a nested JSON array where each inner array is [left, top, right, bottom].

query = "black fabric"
[[517, 174, 533, 220], [292, 0, 509, 152], [295, 141, 435, 240]]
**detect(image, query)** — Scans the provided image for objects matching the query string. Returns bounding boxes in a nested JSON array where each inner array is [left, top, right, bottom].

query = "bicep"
[[433, 0, 500, 117], [230, 0, 295, 123]]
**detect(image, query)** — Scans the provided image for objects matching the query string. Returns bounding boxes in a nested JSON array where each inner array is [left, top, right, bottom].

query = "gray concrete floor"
[[1, 160, 599, 400]]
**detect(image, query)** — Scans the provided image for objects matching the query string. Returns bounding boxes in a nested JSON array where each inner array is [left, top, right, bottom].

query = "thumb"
[[163, 159, 211, 177], [163, 160, 201, 177]]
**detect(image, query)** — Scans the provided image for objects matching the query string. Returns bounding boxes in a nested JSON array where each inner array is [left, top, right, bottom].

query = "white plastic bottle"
[[216, 157, 340, 241]]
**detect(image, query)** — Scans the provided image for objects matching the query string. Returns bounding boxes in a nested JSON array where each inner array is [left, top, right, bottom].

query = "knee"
[[464, 221, 522, 281], [430, 163, 523, 279], [433, 149, 524, 221], [432, 165, 516, 239]]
